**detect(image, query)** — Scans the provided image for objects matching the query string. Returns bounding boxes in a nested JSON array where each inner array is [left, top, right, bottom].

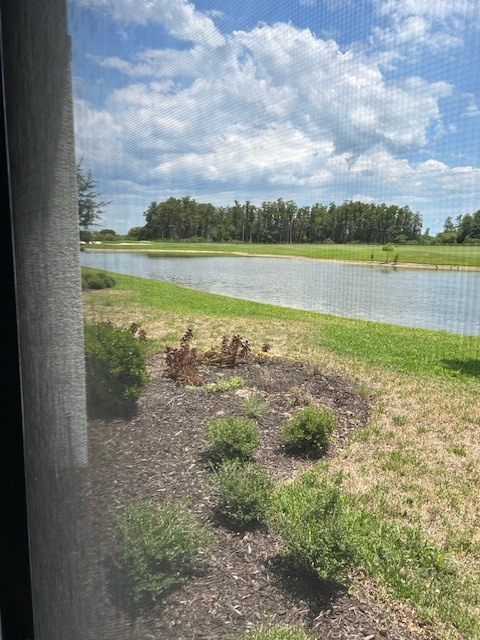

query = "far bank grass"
[[87, 240, 480, 267], [82, 268, 480, 638]]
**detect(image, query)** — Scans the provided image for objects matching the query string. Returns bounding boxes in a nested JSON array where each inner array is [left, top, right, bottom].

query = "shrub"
[[84, 321, 149, 412], [216, 375, 245, 391], [165, 328, 202, 385], [114, 500, 214, 601], [82, 271, 116, 290], [202, 334, 250, 367], [211, 461, 273, 525], [268, 470, 352, 583], [204, 416, 260, 465], [278, 406, 336, 454]]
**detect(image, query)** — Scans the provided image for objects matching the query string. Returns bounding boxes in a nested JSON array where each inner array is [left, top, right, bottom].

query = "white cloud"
[[75, 0, 224, 46], [375, 0, 480, 21], [92, 22, 452, 162], [371, 0, 479, 53], [77, 21, 455, 184], [462, 93, 480, 118]]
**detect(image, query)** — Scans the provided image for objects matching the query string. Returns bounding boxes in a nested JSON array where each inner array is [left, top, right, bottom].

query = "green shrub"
[[204, 416, 260, 465], [278, 406, 336, 454], [114, 500, 214, 601], [84, 321, 149, 412], [82, 271, 116, 290], [268, 470, 352, 583], [238, 624, 315, 639], [216, 375, 245, 391], [211, 461, 273, 525]]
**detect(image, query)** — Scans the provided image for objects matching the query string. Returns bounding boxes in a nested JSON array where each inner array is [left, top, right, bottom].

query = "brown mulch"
[[81, 354, 437, 640]]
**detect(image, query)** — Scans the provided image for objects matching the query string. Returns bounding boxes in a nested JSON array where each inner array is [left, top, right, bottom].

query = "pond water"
[[80, 251, 480, 336]]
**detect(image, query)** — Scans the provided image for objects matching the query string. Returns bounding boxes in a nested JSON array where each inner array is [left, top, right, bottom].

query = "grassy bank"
[[84, 240, 480, 268], [82, 267, 480, 638]]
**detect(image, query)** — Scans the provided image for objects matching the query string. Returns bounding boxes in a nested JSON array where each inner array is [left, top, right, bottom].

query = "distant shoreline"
[[83, 247, 480, 272]]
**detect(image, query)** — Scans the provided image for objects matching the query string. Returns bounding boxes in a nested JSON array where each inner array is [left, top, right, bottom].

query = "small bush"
[[279, 406, 336, 454], [268, 470, 352, 583], [243, 391, 269, 419], [82, 271, 116, 290], [211, 461, 273, 525], [114, 500, 214, 601], [84, 321, 149, 412], [216, 376, 245, 391], [205, 416, 260, 465], [239, 624, 315, 639]]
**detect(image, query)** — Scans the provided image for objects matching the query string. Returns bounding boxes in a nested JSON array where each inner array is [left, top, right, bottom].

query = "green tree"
[[77, 161, 110, 230], [443, 216, 456, 232], [382, 242, 395, 262], [436, 231, 457, 244]]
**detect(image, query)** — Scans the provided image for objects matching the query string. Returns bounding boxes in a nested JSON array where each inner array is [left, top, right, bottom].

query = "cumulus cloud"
[[90, 21, 453, 172], [75, 0, 224, 46], [370, 0, 479, 53]]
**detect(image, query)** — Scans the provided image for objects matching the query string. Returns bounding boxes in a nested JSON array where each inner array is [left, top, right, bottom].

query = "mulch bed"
[[82, 353, 436, 639]]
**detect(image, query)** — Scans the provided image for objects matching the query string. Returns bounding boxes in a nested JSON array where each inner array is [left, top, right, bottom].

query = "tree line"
[[437, 212, 480, 245], [129, 197, 423, 245], [76, 162, 479, 245]]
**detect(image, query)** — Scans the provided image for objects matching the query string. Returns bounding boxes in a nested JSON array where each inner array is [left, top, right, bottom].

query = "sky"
[[68, 0, 480, 235]]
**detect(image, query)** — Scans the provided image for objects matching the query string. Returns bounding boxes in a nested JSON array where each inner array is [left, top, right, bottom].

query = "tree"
[[443, 216, 456, 232], [77, 160, 110, 230], [382, 242, 395, 262]]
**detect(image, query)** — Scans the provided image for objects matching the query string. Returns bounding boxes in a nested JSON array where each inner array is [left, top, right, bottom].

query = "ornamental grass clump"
[[211, 460, 273, 526], [204, 416, 260, 466], [114, 500, 214, 601], [243, 391, 269, 419], [279, 405, 336, 454]]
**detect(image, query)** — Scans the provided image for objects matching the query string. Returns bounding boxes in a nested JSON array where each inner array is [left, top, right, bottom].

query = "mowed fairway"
[[82, 267, 480, 638], [86, 241, 480, 268]]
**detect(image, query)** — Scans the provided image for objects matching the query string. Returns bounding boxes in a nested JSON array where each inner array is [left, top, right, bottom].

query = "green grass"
[[82, 267, 480, 382], [270, 468, 480, 638], [85, 240, 480, 267], [346, 497, 480, 637]]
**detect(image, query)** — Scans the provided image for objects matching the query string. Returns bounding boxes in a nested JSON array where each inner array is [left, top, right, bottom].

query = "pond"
[[80, 251, 480, 336]]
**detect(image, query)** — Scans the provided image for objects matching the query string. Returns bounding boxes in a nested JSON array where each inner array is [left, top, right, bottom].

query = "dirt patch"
[[83, 354, 436, 639]]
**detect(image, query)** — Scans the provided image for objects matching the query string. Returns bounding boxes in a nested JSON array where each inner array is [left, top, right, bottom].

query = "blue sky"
[[68, 0, 480, 235]]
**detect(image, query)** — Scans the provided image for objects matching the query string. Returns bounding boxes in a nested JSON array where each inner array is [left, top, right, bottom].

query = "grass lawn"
[[82, 267, 480, 638], [85, 240, 480, 268]]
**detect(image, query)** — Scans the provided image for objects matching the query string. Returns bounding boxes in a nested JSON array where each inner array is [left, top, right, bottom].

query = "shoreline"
[[83, 247, 480, 272]]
